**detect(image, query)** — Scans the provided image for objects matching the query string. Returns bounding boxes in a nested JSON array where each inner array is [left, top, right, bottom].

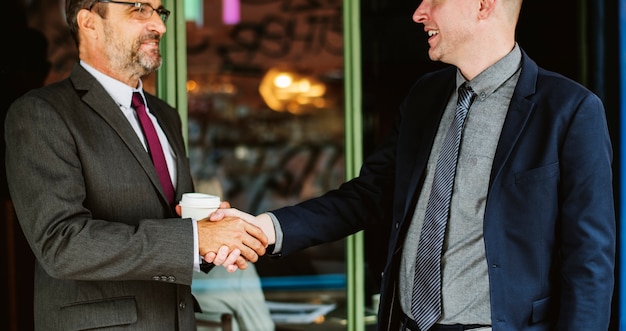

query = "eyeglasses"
[[92, 0, 171, 23]]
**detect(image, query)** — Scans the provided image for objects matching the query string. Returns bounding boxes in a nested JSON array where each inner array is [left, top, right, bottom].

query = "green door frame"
[[158, 0, 189, 146], [342, 0, 366, 329], [157, 1, 366, 330]]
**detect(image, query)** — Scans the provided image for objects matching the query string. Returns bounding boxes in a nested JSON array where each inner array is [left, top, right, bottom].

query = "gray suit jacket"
[[5, 64, 197, 330]]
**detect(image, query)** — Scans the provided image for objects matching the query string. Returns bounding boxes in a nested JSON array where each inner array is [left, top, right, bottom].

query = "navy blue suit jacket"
[[272, 50, 615, 330]]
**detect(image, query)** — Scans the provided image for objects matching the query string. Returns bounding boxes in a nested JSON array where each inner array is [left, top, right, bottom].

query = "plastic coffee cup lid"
[[179, 193, 221, 208]]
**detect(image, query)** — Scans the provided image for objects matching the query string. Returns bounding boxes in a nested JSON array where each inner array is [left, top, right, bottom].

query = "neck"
[[457, 40, 515, 81]]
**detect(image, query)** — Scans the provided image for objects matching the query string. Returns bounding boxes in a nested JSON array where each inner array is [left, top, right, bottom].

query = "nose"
[[413, 1, 428, 24], [149, 12, 167, 35]]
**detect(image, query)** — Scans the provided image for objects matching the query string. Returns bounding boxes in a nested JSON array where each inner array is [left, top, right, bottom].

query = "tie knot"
[[458, 83, 476, 106], [131, 92, 145, 109]]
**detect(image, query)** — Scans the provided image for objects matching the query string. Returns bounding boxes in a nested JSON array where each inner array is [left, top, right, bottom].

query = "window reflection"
[[186, 0, 347, 329]]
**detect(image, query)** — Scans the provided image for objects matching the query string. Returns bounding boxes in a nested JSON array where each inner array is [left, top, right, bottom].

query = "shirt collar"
[[80, 60, 145, 109], [456, 43, 522, 101]]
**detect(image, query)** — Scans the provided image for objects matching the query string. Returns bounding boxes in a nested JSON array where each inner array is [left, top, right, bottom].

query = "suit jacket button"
[[152, 276, 160, 281], [168, 276, 176, 282], [179, 301, 186, 310]]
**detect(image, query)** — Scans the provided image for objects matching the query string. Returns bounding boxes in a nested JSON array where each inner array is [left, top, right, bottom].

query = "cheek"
[[444, 15, 474, 42]]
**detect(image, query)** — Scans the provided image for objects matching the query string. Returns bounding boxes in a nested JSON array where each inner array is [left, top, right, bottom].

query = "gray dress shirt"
[[400, 44, 522, 325]]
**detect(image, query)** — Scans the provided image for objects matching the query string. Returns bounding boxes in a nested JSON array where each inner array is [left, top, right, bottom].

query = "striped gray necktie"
[[411, 83, 476, 330]]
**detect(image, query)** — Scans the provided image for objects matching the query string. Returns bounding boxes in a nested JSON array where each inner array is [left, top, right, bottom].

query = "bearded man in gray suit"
[[5, 0, 268, 330]]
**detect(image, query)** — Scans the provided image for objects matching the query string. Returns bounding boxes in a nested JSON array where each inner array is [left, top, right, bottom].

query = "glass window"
[[185, 0, 350, 329]]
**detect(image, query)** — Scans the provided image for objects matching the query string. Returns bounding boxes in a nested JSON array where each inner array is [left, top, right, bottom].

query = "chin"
[[428, 51, 441, 62], [140, 57, 162, 72]]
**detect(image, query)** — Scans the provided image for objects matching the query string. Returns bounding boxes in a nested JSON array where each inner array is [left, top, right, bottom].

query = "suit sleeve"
[[555, 92, 616, 330], [271, 115, 399, 255]]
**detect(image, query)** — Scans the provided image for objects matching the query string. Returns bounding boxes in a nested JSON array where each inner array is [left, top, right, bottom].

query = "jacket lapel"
[[402, 68, 457, 220], [144, 94, 189, 203], [70, 65, 168, 203], [489, 51, 538, 186]]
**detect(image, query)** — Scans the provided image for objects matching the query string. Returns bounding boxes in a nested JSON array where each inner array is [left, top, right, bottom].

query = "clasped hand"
[[176, 202, 268, 272]]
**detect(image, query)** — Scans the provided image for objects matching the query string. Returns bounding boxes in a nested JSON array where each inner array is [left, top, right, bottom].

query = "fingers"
[[207, 209, 275, 245], [212, 246, 230, 265], [197, 206, 267, 272], [211, 246, 247, 267], [175, 204, 182, 217], [222, 248, 242, 268], [223, 262, 243, 273], [204, 251, 217, 263], [203, 247, 247, 272], [197, 216, 268, 263], [235, 257, 248, 270], [208, 202, 234, 221], [244, 220, 269, 249], [209, 211, 276, 246], [209, 207, 254, 222]]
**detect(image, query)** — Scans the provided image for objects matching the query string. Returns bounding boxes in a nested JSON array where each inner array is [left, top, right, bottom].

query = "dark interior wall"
[[360, 0, 443, 152], [1, 1, 48, 331], [517, 2, 580, 81]]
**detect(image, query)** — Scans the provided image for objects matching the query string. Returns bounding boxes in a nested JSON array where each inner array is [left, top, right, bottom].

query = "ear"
[[478, 0, 497, 19], [76, 8, 98, 37]]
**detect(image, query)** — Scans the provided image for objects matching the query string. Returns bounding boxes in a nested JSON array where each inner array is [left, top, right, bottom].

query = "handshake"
[[176, 193, 276, 273]]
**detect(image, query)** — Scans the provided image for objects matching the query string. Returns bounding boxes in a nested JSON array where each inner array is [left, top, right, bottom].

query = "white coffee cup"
[[179, 193, 221, 220]]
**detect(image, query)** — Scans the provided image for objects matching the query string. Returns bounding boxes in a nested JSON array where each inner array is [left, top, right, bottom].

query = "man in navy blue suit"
[[212, 0, 616, 330]]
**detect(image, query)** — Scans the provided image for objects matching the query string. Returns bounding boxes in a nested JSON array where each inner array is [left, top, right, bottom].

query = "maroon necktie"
[[131, 92, 175, 205]]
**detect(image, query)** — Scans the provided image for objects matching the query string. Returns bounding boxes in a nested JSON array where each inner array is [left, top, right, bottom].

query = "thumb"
[[209, 208, 248, 221]]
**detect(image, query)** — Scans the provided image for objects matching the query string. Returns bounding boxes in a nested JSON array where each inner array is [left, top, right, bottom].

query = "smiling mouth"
[[428, 30, 439, 37], [140, 33, 162, 47], [141, 39, 160, 47]]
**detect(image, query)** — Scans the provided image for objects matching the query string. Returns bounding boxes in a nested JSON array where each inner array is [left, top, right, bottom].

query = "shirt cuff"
[[191, 218, 201, 272], [266, 212, 284, 255]]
